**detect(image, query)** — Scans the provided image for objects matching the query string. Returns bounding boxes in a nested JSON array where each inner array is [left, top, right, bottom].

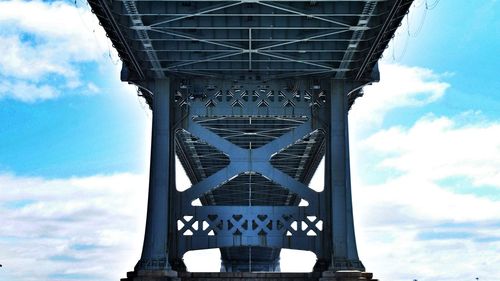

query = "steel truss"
[[86, 0, 414, 276], [133, 77, 369, 272], [170, 79, 327, 271]]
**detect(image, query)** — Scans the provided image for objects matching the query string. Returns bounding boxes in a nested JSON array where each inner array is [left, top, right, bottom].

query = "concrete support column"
[[327, 80, 363, 271], [136, 78, 174, 272]]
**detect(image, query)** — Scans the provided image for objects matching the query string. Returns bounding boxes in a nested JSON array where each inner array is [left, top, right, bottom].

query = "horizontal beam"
[[120, 13, 386, 17], [144, 59, 361, 63], [257, 1, 351, 28], [132, 38, 373, 42], [117, 0, 388, 2], [153, 68, 344, 71], [138, 48, 370, 53], [144, 26, 351, 30]]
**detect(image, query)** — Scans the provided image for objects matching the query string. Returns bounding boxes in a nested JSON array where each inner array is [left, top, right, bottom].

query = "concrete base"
[[121, 270, 179, 281], [121, 271, 375, 281], [320, 270, 376, 281]]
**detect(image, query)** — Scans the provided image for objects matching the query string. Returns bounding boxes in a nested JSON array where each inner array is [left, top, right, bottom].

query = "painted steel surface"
[[87, 0, 413, 274]]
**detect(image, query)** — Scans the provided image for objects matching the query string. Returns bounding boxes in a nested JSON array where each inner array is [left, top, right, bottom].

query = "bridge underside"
[[88, 0, 413, 275], [89, 0, 412, 83]]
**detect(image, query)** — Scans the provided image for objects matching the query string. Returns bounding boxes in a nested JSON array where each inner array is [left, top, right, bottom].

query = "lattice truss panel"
[[172, 81, 327, 262], [175, 206, 324, 245]]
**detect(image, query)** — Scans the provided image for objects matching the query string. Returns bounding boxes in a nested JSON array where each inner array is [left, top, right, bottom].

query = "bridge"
[[87, 0, 413, 280]]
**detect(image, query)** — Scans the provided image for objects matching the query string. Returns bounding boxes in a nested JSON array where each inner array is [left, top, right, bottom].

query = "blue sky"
[[0, 1, 499, 281]]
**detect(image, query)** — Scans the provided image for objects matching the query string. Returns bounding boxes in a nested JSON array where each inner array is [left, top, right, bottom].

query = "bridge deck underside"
[[89, 0, 412, 83]]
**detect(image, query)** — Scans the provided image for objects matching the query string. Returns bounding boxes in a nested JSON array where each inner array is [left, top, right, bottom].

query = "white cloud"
[[86, 82, 100, 94], [363, 114, 500, 188], [0, 80, 59, 102], [354, 172, 500, 281], [0, 0, 115, 102], [0, 0, 108, 61], [0, 173, 148, 281], [355, 175, 500, 226], [346, 63, 500, 280], [350, 63, 450, 131], [0, 36, 76, 81]]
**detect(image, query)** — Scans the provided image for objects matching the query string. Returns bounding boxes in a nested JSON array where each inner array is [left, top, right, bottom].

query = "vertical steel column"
[[327, 80, 364, 271], [136, 78, 174, 271]]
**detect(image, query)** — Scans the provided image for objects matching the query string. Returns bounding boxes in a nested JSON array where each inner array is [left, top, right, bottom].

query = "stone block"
[[137, 270, 178, 278], [335, 270, 362, 278], [361, 273, 372, 280], [322, 271, 336, 278], [121, 271, 377, 281]]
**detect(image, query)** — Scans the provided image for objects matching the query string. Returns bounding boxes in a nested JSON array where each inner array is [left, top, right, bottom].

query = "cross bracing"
[[200, 172, 301, 206], [171, 81, 328, 269]]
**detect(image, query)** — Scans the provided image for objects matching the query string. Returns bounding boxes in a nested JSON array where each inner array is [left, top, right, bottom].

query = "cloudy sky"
[[0, 1, 499, 281]]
